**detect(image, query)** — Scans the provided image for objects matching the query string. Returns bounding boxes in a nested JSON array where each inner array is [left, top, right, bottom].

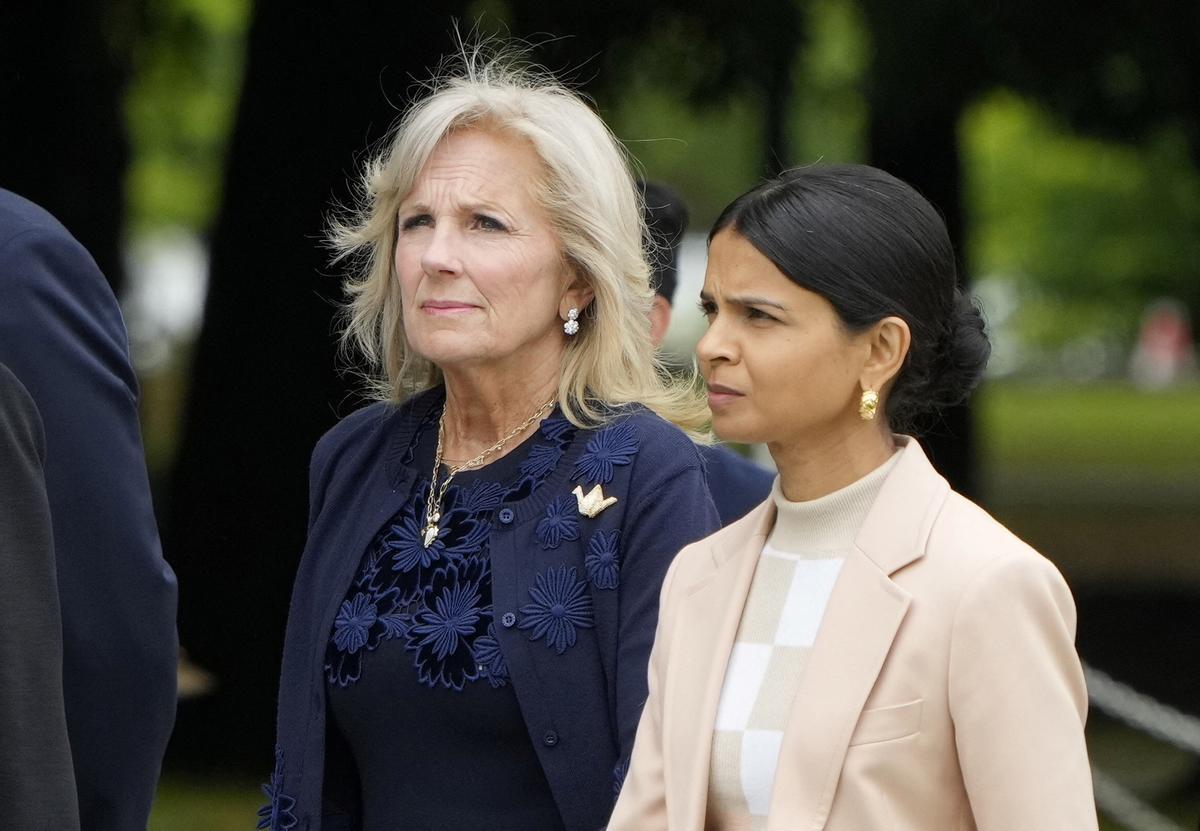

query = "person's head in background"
[[641, 180, 689, 347]]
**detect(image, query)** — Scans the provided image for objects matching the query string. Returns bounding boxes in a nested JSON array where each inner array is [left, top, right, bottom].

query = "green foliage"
[[605, 80, 764, 227], [124, 0, 250, 232], [605, 0, 868, 226], [962, 90, 1200, 346], [787, 0, 869, 166]]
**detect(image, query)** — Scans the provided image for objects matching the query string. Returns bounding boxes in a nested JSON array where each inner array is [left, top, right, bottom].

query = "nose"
[[419, 222, 462, 277], [695, 315, 737, 368]]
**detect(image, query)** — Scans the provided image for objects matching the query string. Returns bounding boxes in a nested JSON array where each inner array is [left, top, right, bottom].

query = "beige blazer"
[[609, 438, 1097, 830]]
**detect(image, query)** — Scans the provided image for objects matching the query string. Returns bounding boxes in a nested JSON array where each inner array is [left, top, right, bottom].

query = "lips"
[[706, 381, 744, 409], [706, 382, 741, 395], [420, 299, 480, 314]]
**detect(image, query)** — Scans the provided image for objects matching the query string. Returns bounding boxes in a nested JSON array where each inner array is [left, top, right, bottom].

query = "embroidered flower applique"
[[539, 413, 575, 442], [504, 414, 576, 503], [405, 558, 492, 690], [519, 565, 594, 654], [256, 746, 298, 831], [584, 529, 621, 590], [331, 592, 378, 653], [455, 480, 506, 513], [573, 420, 639, 484], [325, 581, 406, 687], [326, 404, 574, 692], [472, 622, 509, 688], [520, 441, 564, 480], [385, 483, 491, 604], [535, 495, 581, 549]]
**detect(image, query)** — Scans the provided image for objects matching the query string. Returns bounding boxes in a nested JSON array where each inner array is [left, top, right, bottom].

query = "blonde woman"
[[609, 165, 1096, 830], [258, 51, 719, 831]]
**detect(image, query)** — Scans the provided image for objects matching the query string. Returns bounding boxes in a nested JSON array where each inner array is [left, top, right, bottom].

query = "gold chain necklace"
[[422, 398, 556, 547]]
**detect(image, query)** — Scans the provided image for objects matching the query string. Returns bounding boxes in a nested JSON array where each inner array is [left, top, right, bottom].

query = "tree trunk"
[[860, 1, 985, 498], [0, 2, 130, 296], [164, 3, 467, 771]]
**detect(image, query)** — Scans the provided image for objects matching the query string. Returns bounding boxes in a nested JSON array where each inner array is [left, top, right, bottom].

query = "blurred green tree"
[[0, 1, 135, 294]]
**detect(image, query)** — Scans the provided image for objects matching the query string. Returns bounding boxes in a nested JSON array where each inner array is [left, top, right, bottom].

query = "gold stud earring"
[[859, 388, 879, 421]]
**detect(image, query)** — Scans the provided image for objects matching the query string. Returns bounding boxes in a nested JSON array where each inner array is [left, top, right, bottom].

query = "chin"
[[710, 411, 760, 445], [410, 331, 489, 367]]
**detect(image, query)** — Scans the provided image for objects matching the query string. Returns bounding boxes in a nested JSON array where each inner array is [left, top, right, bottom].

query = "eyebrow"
[[699, 291, 788, 312], [398, 199, 506, 215]]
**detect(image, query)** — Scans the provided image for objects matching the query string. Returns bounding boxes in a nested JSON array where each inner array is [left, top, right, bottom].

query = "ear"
[[649, 295, 672, 348], [560, 269, 595, 319], [859, 315, 911, 394]]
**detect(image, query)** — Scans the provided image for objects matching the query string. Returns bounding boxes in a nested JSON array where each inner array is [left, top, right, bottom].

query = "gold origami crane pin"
[[573, 484, 617, 518]]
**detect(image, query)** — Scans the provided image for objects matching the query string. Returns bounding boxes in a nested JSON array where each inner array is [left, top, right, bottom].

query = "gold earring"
[[859, 388, 879, 421]]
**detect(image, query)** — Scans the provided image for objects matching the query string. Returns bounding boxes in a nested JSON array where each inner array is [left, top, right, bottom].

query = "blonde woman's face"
[[697, 229, 867, 446], [395, 129, 581, 377]]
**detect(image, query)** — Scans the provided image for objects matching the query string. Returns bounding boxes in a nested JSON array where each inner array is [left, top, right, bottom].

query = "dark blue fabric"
[[698, 444, 774, 525], [0, 189, 179, 830], [324, 419, 563, 831], [267, 388, 720, 831]]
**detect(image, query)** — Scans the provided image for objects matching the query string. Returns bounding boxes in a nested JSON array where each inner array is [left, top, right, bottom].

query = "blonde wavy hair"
[[329, 46, 710, 439]]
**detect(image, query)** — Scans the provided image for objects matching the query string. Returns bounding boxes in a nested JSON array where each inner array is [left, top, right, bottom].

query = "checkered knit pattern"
[[705, 453, 899, 830]]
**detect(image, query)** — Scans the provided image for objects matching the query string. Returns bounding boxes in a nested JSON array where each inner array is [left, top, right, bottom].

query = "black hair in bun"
[[709, 163, 990, 430]]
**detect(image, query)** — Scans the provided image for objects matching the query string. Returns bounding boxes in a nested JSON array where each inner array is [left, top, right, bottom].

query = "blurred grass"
[[149, 777, 261, 830], [979, 381, 1200, 474]]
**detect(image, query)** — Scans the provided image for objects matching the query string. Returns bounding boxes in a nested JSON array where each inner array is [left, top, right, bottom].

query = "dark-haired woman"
[[609, 165, 1097, 830]]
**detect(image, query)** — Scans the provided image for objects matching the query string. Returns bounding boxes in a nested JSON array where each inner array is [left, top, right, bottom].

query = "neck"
[[768, 422, 896, 502], [440, 352, 562, 462]]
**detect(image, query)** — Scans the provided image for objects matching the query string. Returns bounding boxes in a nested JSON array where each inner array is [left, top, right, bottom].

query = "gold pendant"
[[573, 484, 618, 518], [422, 513, 440, 547]]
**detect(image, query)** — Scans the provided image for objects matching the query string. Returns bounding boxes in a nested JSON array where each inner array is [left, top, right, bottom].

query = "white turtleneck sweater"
[[705, 452, 901, 830]]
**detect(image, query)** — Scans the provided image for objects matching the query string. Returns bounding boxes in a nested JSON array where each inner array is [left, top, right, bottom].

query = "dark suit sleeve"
[[0, 363, 81, 830], [0, 221, 178, 830]]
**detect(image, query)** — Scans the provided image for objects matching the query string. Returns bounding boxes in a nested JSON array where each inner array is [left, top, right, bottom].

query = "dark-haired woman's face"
[[697, 230, 869, 447]]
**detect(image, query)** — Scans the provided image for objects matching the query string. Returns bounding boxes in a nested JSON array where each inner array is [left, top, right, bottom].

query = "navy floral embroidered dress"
[[323, 414, 565, 829], [262, 388, 720, 831]]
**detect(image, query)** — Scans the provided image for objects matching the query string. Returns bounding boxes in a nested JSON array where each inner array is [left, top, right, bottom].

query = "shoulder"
[[593, 405, 706, 475], [925, 490, 1074, 613], [0, 190, 82, 266], [313, 400, 397, 460], [0, 190, 70, 245], [0, 190, 112, 325], [931, 492, 1047, 570]]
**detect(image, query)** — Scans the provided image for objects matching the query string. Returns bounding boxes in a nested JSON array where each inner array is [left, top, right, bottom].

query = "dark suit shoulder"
[[0, 189, 77, 254], [699, 444, 774, 525]]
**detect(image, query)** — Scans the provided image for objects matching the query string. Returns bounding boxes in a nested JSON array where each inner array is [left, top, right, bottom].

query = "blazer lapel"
[[765, 438, 949, 829], [764, 550, 910, 829], [666, 502, 775, 830]]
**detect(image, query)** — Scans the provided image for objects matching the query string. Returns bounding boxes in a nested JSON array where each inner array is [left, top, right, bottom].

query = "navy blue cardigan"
[[264, 389, 720, 831]]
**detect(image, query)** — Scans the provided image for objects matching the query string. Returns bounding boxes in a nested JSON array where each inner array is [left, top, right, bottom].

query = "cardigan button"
[[542, 730, 559, 747], [498, 507, 515, 525], [501, 612, 517, 628]]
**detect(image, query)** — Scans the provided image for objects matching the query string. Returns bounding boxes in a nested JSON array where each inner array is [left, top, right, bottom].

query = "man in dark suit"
[[0, 363, 81, 830], [643, 181, 774, 524], [0, 189, 178, 830]]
